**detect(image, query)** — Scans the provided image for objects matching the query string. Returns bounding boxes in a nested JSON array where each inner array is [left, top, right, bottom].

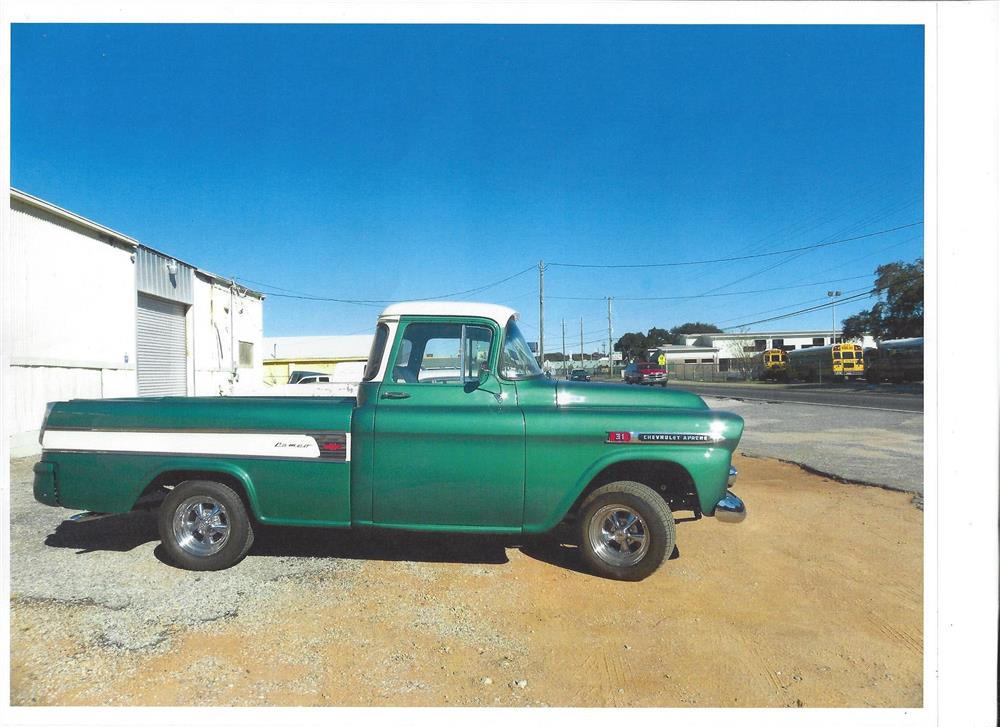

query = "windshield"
[[500, 319, 543, 380]]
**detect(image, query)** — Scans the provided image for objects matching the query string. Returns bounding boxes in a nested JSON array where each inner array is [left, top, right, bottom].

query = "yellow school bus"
[[759, 348, 788, 380], [788, 342, 865, 381]]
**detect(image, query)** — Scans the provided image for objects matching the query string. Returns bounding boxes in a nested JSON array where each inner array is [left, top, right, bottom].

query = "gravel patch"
[[9, 455, 361, 657]]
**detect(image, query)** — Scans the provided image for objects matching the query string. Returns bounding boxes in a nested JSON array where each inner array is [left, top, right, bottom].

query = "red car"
[[623, 362, 668, 386]]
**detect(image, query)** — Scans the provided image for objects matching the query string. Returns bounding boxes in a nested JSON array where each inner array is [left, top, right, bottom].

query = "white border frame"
[[1, 3, 996, 727]]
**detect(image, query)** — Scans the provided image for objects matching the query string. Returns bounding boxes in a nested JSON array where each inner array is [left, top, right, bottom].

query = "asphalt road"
[[668, 381, 924, 413], [701, 395, 924, 494]]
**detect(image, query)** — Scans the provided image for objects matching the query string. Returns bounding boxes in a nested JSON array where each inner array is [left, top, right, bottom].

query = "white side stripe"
[[41, 430, 351, 462]]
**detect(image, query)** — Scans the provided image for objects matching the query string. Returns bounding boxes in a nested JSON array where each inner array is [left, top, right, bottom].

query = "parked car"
[[294, 375, 331, 384], [33, 302, 744, 581], [287, 370, 328, 384], [569, 369, 591, 382], [623, 362, 668, 386]]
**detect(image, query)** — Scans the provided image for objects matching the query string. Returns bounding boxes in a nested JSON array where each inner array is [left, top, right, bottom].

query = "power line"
[[546, 221, 922, 269], [232, 265, 536, 306], [547, 273, 874, 302], [713, 285, 875, 326], [721, 289, 875, 330]]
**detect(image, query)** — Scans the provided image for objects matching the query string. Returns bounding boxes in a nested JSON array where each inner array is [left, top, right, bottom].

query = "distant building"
[[644, 344, 720, 366], [678, 330, 876, 372], [262, 334, 374, 385], [5, 189, 266, 455]]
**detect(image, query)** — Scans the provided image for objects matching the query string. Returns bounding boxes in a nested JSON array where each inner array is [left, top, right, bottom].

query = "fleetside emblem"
[[607, 431, 721, 444]]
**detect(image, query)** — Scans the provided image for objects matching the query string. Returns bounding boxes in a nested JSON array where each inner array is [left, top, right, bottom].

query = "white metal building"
[[644, 344, 720, 366], [679, 330, 876, 372], [4, 189, 266, 455]]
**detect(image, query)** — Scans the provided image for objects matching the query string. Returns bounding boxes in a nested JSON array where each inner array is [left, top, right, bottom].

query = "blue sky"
[[11, 24, 923, 348]]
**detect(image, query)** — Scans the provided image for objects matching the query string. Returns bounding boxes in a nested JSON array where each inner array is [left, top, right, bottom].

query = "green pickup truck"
[[33, 302, 746, 581]]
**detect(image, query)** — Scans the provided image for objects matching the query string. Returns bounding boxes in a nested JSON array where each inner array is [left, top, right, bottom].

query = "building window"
[[782, 345, 796, 351], [684, 358, 697, 363], [701, 358, 714, 363], [239, 341, 254, 368], [813, 337, 825, 346], [754, 339, 767, 351], [771, 338, 784, 348], [719, 359, 730, 372]]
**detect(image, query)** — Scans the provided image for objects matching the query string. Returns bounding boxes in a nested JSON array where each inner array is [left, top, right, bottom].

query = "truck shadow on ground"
[[45, 514, 687, 573], [237, 525, 514, 565], [44, 511, 159, 554], [46, 514, 514, 566]]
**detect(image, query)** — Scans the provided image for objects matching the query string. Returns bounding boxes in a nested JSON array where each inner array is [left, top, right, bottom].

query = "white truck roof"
[[379, 301, 519, 328]]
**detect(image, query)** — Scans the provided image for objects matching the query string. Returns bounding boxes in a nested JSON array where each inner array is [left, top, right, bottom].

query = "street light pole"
[[827, 290, 842, 344]]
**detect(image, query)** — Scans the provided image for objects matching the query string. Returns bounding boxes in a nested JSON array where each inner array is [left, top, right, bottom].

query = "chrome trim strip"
[[606, 431, 725, 444]]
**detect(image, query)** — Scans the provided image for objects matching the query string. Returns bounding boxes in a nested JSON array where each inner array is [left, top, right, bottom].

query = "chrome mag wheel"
[[588, 504, 651, 567], [172, 496, 231, 556]]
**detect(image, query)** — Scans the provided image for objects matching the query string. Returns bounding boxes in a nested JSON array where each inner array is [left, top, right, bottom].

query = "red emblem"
[[321, 442, 344, 451]]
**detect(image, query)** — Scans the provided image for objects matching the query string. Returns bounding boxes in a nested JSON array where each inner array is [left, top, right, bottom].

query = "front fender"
[[528, 446, 733, 533]]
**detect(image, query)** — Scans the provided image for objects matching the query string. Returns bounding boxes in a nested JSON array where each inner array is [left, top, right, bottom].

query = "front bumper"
[[714, 491, 747, 523], [715, 465, 746, 523]]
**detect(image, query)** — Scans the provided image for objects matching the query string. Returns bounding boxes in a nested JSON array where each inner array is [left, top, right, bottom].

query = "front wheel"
[[577, 481, 676, 581], [158, 479, 255, 571]]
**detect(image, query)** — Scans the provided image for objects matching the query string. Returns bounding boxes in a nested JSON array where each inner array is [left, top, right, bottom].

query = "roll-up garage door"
[[137, 293, 188, 396]]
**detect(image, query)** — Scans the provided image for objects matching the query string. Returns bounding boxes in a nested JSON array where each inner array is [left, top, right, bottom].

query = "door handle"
[[380, 391, 411, 400]]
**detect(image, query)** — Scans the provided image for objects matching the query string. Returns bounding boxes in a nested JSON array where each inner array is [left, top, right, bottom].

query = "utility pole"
[[561, 319, 566, 378], [607, 297, 613, 378], [580, 317, 584, 373], [538, 260, 545, 366]]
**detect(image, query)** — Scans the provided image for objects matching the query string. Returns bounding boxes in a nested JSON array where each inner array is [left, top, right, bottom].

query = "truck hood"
[[555, 380, 708, 410]]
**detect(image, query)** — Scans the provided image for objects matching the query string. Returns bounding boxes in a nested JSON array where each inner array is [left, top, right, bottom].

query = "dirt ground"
[[10, 454, 922, 707]]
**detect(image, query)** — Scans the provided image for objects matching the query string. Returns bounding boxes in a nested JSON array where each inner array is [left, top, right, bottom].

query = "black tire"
[[577, 481, 676, 581], [158, 479, 255, 571]]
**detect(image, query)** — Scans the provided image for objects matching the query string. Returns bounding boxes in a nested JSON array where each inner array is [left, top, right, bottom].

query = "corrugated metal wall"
[[136, 247, 193, 304]]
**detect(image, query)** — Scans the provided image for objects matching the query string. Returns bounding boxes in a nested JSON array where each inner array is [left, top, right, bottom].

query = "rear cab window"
[[364, 323, 391, 382]]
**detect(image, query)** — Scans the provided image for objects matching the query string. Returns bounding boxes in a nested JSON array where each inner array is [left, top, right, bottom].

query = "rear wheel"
[[158, 479, 254, 571], [577, 481, 676, 581]]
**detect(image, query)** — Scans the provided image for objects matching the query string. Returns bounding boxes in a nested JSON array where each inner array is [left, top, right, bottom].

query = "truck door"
[[371, 318, 525, 530]]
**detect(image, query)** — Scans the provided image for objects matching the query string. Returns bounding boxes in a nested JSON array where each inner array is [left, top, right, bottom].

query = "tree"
[[842, 259, 923, 341], [668, 322, 723, 345], [727, 330, 763, 381], [646, 327, 671, 347], [614, 332, 649, 360]]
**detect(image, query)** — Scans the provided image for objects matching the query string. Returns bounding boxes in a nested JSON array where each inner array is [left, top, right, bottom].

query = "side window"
[[394, 322, 493, 384], [463, 326, 492, 380]]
